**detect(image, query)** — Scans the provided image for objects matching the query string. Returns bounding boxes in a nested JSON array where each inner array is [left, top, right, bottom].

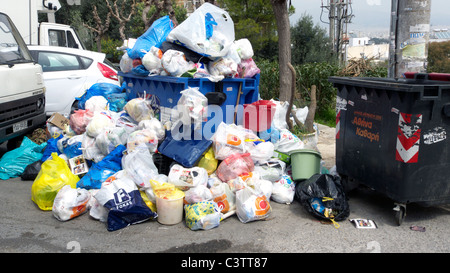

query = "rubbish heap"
[[1, 3, 351, 232]]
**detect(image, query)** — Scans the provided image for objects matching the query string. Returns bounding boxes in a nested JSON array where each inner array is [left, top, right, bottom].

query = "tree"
[[270, 0, 291, 102], [106, 0, 137, 40], [291, 13, 333, 65], [427, 41, 450, 73], [83, 5, 112, 52], [142, 0, 178, 31]]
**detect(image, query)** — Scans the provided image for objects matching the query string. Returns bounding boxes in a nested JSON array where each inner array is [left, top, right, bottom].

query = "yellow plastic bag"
[[31, 153, 80, 211], [150, 179, 185, 200], [140, 189, 157, 212], [197, 147, 218, 175]]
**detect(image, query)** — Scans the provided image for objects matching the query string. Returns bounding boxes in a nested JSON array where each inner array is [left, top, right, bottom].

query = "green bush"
[[101, 38, 124, 64]]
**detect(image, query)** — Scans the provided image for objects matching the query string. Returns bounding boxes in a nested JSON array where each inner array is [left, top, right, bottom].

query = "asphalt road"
[[0, 127, 449, 257]]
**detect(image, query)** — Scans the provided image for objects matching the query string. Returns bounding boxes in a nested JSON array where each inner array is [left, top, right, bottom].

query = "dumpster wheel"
[[393, 203, 406, 226]]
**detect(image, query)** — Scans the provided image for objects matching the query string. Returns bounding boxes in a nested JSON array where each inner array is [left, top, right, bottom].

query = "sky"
[[289, 0, 450, 35]]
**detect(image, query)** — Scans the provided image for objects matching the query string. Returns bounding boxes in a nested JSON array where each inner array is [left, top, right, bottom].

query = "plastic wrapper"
[[236, 186, 271, 223], [168, 164, 208, 191], [215, 153, 254, 182], [271, 174, 295, 204], [69, 109, 94, 135], [124, 97, 155, 123], [122, 144, 159, 188], [94, 170, 157, 231], [31, 153, 80, 211], [184, 201, 221, 231], [167, 3, 234, 57], [52, 185, 91, 221], [115, 112, 138, 134]]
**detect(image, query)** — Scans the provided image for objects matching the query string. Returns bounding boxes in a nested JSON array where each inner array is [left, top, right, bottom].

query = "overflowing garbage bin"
[[329, 75, 450, 225]]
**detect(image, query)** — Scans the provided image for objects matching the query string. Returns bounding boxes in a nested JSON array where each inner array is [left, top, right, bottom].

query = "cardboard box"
[[47, 113, 69, 130]]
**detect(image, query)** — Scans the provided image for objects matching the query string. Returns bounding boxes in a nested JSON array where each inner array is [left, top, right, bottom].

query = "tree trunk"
[[271, 0, 292, 102]]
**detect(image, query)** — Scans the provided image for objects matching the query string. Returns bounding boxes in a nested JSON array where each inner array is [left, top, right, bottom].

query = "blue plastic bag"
[[0, 137, 47, 180], [158, 126, 212, 168], [106, 93, 128, 112], [127, 15, 174, 59], [77, 145, 126, 190], [41, 134, 63, 161], [76, 83, 123, 110]]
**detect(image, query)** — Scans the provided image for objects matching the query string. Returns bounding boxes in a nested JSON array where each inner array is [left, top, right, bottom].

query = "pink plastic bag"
[[70, 109, 94, 135], [238, 58, 260, 78], [216, 153, 254, 182]]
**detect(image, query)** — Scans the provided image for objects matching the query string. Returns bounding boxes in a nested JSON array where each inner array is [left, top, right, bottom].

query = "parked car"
[[28, 45, 120, 117]]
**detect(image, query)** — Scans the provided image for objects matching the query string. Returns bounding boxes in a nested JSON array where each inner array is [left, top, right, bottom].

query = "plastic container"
[[329, 76, 450, 225], [156, 195, 184, 225], [119, 72, 260, 134], [243, 100, 276, 132], [290, 149, 322, 181]]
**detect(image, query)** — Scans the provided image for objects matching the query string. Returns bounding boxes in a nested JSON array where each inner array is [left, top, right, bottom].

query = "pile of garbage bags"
[[0, 3, 350, 232], [120, 2, 260, 82]]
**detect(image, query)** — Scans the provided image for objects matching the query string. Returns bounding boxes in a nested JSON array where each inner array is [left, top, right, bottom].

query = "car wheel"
[[70, 101, 79, 115]]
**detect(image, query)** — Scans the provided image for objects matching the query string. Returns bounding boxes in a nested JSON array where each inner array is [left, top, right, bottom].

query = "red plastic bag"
[[69, 109, 94, 135], [216, 153, 254, 182]]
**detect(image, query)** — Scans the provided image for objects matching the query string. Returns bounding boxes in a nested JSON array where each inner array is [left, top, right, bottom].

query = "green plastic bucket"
[[290, 149, 322, 181]]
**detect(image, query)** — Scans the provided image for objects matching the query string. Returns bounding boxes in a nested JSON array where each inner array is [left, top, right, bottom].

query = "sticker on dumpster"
[[336, 110, 341, 139], [351, 111, 382, 143], [396, 113, 422, 163], [423, 127, 446, 145]]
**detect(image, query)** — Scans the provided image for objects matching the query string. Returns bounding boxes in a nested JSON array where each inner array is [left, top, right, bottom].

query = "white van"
[[0, 12, 46, 148]]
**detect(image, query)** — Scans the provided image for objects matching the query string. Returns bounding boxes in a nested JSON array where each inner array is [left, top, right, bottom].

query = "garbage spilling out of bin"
[[0, 3, 348, 232]]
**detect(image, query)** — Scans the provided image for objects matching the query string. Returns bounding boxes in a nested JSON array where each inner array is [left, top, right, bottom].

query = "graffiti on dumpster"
[[423, 127, 447, 145], [396, 113, 422, 163], [351, 111, 382, 143]]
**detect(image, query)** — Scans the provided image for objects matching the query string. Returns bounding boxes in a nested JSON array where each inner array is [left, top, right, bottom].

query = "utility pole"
[[321, 0, 353, 66], [388, 0, 432, 78]]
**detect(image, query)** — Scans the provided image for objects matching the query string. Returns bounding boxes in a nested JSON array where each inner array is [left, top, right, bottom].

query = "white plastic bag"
[[138, 118, 165, 141], [177, 88, 208, 127], [86, 111, 115, 138], [209, 181, 235, 213], [88, 189, 108, 222], [211, 122, 247, 160], [274, 129, 305, 153], [52, 185, 91, 221], [184, 184, 213, 204], [95, 127, 128, 155], [124, 98, 155, 123], [208, 57, 238, 77], [168, 164, 208, 191], [234, 38, 254, 60], [81, 133, 105, 163], [85, 96, 108, 113], [236, 186, 271, 223], [122, 144, 159, 188], [142, 46, 163, 73], [160, 49, 193, 76], [166, 3, 235, 57], [126, 129, 158, 153], [254, 159, 286, 182], [119, 52, 133, 73], [271, 175, 296, 204], [248, 141, 275, 164]]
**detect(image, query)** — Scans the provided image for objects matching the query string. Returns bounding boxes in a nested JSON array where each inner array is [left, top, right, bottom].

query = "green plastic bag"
[[31, 153, 80, 211], [0, 137, 46, 180]]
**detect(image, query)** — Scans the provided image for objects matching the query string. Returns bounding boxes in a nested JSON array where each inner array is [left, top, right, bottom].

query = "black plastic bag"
[[295, 174, 350, 224], [21, 160, 43, 181]]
